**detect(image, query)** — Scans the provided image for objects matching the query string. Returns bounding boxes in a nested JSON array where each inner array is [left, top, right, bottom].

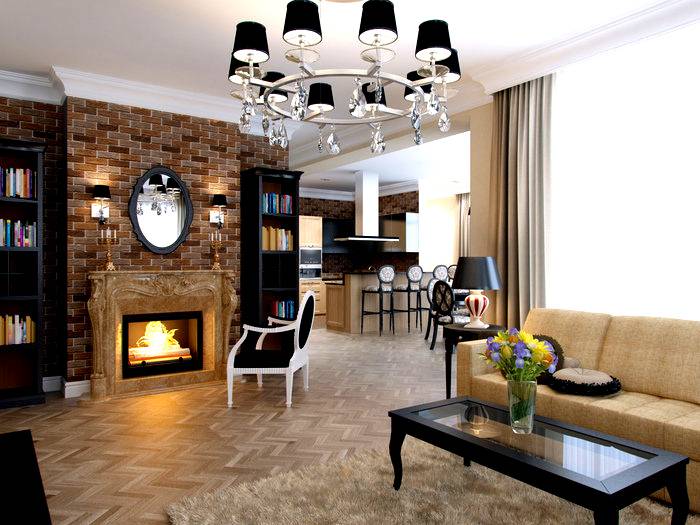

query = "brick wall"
[[299, 197, 354, 219], [0, 97, 66, 377], [379, 191, 419, 215], [66, 97, 287, 381]]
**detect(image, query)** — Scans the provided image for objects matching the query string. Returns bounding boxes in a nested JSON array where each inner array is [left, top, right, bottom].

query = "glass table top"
[[416, 401, 654, 481]]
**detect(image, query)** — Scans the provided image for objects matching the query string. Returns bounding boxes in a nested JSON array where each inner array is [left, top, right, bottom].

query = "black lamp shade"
[[404, 71, 431, 101], [232, 21, 270, 63], [308, 82, 335, 112], [148, 174, 164, 187], [211, 194, 227, 207], [283, 0, 322, 46], [92, 184, 111, 200], [452, 256, 502, 291], [362, 82, 387, 108], [415, 20, 452, 62], [166, 177, 179, 190], [358, 0, 398, 46], [228, 55, 260, 84], [436, 48, 461, 83], [260, 71, 288, 103]]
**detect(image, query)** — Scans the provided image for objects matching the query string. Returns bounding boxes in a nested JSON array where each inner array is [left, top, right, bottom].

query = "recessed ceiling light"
[[321, 178, 331, 182]]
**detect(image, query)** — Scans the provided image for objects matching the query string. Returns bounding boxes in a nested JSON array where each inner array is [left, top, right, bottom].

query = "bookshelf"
[[241, 167, 302, 328], [0, 139, 45, 407]]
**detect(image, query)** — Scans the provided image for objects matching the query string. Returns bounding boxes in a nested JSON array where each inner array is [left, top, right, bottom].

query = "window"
[[547, 22, 700, 319]]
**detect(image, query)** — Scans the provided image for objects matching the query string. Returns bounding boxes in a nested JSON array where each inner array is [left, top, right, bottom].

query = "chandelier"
[[228, 0, 461, 156], [136, 175, 181, 216]]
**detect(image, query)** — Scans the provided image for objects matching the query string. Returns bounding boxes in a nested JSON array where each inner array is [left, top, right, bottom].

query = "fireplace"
[[121, 311, 203, 378]]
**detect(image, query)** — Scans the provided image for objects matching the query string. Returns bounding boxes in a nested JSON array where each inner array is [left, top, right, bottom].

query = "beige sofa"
[[456, 308, 700, 512]]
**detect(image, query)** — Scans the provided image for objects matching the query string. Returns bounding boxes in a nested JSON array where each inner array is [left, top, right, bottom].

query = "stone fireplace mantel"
[[87, 270, 237, 400]]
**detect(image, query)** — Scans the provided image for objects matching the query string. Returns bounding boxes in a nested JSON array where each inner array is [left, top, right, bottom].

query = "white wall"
[[419, 190, 460, 271]]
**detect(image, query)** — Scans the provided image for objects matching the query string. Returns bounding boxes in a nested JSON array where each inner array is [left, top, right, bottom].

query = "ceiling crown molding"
[[471, 0, 700, 94], [0, 69, 64, 105], [379, 181, 419, 196], [299, 187, 355, 201]]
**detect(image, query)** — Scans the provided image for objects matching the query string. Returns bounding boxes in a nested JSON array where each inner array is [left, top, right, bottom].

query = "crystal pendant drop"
[[410, 100, 422, 131], [414, 128, 423, 145], [278, 121, 289, 149], [242, 85, 256, 117], [326, 127, 341, 155], [427, 85, 440, 115], [349, 78, 367, 118], [438, 106, 451, 133], [262, 114, 270, 137], [370, 126, 386, 155], [269, 121, 278, 146], [238, 112, 251, 134], [375, 81, 383, 105], [290, 82, 307, 121], [317, 132, 324, 154]]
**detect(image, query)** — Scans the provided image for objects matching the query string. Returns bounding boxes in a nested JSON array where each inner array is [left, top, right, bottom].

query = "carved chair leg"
[[256, 372, 262, 387], [285, 370, 293, 408], [303, 363, 309, 391]]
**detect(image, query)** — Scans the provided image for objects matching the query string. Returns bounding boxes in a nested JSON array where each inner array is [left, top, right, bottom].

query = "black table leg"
[[389, 420, 406, 490], [593, 508, 618, 525], [463, 457, 470, 467], [444, 336, 455, 399], [668, 465, 689, 525]]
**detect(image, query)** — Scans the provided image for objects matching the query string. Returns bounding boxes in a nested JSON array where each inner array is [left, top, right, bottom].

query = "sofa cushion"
[[665, 409, 700, 461], [522, 309, 612, 369], [598, 316, 700, 404]]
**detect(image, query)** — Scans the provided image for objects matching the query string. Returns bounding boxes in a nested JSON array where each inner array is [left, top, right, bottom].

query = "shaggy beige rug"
[[167, 437, 697, 524]]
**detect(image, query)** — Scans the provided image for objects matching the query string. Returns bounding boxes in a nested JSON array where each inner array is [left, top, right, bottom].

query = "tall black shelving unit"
[[0, 139, 45, 407], [240, 167, 302, 328]]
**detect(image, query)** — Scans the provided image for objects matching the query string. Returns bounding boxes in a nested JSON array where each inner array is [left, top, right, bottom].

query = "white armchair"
[[227, 291, 315, 408]]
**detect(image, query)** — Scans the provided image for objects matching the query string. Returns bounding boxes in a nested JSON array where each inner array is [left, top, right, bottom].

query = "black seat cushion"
[[234, 349, 294, 368]]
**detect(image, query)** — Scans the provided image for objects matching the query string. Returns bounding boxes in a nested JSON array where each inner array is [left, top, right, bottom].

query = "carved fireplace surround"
[[87, 270, 236, 400]]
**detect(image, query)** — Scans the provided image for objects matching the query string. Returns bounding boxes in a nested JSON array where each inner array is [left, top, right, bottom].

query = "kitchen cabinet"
[[299, 279, 325, 315], [299, 215, 323, 248], [325, 283, 346, 331]]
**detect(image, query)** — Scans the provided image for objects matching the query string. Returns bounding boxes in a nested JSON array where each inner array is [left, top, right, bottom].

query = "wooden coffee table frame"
[[389, 397, 689, 525]]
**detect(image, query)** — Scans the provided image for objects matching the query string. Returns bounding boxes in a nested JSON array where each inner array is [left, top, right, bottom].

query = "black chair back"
[[432, 280, 454, 317], [296, 290, 316, 350], [426, 278, 438, 308]]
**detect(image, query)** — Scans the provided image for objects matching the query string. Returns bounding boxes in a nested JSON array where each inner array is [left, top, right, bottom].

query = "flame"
[[129, 320, 190, 364]]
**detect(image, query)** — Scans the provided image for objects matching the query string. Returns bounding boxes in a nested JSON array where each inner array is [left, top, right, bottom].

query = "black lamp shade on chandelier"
[[211, 194, 228, 208], [404, 71, 431, 101], [166, 177, 179, 190], [308, 82, 335, 112], [362, 82, 387, 108], [92, 184, 111, 200], [148, 174, 164, 188], [260, 71, 288, 102], [358, 0, 398, 46], [283, 0, 322, 46], [436, 48, 461, 83], [415, 19, 452, 62], [232, 21, 270, 63], [228, 56, 260, 84], [452, 257, 502, 291]]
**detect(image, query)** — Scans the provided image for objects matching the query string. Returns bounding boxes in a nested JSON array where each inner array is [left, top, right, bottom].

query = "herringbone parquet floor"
[[0, 328, 447, 524]]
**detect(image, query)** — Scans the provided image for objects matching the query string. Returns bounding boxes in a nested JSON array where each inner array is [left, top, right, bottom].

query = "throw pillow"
[[532, 334, 564, 385], [549, 368, 622, 396]]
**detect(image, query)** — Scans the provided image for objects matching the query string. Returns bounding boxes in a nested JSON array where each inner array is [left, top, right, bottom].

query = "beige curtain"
[[458, 193, 470, 256], [489, 75, 553, 328]]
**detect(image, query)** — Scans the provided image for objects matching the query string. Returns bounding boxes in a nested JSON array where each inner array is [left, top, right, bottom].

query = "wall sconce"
[[91, 184, 111, 224], [210, 194, 228, 229]]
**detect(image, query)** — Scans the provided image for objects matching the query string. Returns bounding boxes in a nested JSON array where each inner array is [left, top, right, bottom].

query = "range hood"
[[334, 171, 399, 243]]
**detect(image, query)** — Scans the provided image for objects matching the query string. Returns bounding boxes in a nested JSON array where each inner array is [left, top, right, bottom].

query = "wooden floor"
[[0, 326, 447, 524]]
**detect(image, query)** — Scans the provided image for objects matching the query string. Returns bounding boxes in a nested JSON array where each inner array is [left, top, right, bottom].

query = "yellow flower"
[[501, 346, 513, 359], [495, 333, 508, 344], [520, 331, 536, 347], [531, 346, 546, 363]]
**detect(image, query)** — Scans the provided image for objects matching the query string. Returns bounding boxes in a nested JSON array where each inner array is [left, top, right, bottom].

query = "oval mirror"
[[129, 166, 193, 254]]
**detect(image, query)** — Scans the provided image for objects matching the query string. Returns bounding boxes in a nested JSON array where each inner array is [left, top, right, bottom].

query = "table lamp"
[[452, 256, 502, 329]]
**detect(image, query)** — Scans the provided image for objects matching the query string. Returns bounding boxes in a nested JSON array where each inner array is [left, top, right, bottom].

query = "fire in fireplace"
[[122, 311, 203, 378]]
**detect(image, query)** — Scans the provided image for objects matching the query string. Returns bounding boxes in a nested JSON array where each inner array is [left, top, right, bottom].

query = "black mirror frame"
[[128, 166, 194, 255]]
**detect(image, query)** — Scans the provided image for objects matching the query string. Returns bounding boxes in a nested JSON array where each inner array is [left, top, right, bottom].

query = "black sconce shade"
[[452, 256, 502, 291], [415, 20, 452, 62], [260, 71, 288, 103], [404, 71, 431, 101], [358, 0, 398, 46], [362, 82, 387, 108], [436, 48, 461, 83], [308, 82, 335, 112], [211, 194, 228, 207], [283, 0, 322, 46], [92, 184, 111, 200], [228, 55, 260, 84], [232, 21, 270, 63]]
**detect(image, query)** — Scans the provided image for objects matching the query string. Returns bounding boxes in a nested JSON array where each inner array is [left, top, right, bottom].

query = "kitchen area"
[[299, 171, 423, 334]]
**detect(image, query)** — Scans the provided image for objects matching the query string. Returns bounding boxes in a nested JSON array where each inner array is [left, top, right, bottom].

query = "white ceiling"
[[301, 131, 470, 195]]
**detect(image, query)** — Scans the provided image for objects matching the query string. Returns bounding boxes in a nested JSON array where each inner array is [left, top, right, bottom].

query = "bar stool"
[[393, 264, 424, 332], [361, 265, 396, 335], [433, 264, 449, 282], [447, 264, 457, 284]]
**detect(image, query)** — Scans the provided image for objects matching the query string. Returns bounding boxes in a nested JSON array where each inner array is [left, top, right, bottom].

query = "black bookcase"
[[240, 167, 302, 328], [0, 139, 45, 407]]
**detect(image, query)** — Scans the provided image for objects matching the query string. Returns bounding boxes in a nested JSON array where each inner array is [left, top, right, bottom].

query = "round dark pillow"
[[549, 368, 622, 396], [533, 334, 564, 385]]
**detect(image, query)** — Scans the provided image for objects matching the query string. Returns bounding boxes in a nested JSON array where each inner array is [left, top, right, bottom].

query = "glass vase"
[[507, 380, 537, 434]]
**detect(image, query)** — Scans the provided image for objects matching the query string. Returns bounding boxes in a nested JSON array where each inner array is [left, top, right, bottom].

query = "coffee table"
[[389, 397, 689, 525]]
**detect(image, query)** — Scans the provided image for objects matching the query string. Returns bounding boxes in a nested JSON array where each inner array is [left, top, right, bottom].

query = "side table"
[[443, 323, 504, 398]]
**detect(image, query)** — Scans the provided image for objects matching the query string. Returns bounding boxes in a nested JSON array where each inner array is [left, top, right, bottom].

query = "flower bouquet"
[[481, 328, 558, 433]]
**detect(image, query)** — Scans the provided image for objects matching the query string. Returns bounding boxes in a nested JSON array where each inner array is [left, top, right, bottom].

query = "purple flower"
[[487, 336, 494, 344], [514, 341, 530, 359], [551, 354, 559, 367], [491, 352, 501, 363], [508, 327, 519, 336], [488, 341, 500, 352], [515, 358, 525, 369], [548, 364, 556, 374]]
